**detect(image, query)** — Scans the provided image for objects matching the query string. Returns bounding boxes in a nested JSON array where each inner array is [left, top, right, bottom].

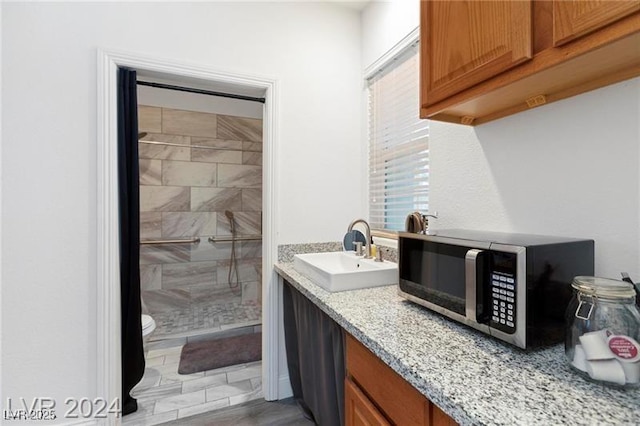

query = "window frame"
[[365, 30, 427, 239]]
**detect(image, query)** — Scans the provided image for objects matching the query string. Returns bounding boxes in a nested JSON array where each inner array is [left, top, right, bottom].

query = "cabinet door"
[[422, 0, 532, 106], [553, 0, 640, 46], [347, 334, 429, 425], [430, 403, 458, 426], [345, 378, 391, 426]]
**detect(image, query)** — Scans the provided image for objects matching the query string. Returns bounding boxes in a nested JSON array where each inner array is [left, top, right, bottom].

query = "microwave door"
[[399, 239, 470, 316], [465, 249, 490, 324]]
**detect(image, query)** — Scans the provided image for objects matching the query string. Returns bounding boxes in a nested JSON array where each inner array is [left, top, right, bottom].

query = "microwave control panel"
[[490, 271, 516, 333]]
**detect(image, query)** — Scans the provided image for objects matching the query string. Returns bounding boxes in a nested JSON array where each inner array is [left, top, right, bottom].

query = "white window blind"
[[368, 43, 429, 231]]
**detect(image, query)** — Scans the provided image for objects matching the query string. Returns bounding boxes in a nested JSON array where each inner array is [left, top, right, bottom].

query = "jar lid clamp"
[[575, 293, 595, 320]]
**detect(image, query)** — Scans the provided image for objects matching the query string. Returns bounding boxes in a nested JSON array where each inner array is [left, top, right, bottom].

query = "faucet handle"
[[353, 241, 364, 256], [421, 211, 438, 221], [374, 249, 384, 262], [421, 211, 438, 234]]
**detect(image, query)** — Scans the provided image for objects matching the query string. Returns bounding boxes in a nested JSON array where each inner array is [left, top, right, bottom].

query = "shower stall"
[[137, 101, 263, 342]]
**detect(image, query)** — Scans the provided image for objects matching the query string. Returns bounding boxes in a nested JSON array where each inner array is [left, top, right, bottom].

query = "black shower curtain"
[[117, 67, 145, 415]]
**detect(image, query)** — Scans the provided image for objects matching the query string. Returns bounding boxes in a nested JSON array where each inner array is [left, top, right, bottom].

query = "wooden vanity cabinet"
[[345, 333, 457, 426], [420, 0, 640, 125], [345, 378, 391, 426]]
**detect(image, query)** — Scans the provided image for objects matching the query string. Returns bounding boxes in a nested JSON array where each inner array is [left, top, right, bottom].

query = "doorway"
[[136, 83, 264, 342], [130, 82, 265, 422], [97, 50, 280, 423]]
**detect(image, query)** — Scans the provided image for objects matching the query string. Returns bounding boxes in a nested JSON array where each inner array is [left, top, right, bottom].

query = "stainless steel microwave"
[[398, 230, 594, 349]]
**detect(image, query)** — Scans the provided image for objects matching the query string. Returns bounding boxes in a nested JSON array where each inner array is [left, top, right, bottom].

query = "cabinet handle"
[[460, 116, 475, 125], [526, 94, 547, 108]]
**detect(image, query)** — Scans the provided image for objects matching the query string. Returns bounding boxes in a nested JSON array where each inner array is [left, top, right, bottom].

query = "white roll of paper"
[[580, 330, 614, 361], [586, 359, 626, 385]]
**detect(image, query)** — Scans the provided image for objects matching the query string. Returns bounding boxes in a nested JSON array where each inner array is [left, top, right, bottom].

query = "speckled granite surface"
[[275, 262, 640, 426], [277, 242, 343, 262], [278, 241, 398, 263]]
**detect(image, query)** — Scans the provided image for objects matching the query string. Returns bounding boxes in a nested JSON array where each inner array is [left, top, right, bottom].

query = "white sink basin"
[[293, 251, 398, 292]]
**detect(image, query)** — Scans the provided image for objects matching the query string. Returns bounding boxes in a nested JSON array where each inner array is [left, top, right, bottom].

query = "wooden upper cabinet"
[[420, 0, 640, 125], [422, 0, 532, 106], [554, 0, 640, 46]]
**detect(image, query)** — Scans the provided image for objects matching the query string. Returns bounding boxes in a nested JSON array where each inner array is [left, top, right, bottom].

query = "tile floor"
[[123, 344, 263, 426], [145, 289, 262, 340]]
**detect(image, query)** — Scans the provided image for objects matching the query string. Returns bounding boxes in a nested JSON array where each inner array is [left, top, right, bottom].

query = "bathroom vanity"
[[275, 257, 640, 425]]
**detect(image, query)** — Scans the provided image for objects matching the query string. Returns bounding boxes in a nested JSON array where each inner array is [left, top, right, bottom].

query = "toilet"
[[141, 314, 156, 355]]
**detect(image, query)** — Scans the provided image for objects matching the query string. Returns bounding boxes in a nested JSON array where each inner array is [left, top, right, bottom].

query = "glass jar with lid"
[[565, 276, 640, 388]]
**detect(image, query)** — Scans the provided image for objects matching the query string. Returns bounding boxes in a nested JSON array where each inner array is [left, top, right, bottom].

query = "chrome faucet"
[[347, 219, 372, 259]]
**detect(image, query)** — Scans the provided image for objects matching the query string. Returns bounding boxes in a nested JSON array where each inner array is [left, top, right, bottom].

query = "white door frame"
[[96, 49, 280, 423]]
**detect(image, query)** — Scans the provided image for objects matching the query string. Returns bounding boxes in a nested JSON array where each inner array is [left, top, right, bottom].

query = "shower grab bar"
[[140, 237, 200, 245], [208, 235, 262, 243], [139, 140, 241, 152]]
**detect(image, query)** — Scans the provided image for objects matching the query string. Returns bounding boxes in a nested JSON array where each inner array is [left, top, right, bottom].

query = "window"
[[368, 42, 429, 232]]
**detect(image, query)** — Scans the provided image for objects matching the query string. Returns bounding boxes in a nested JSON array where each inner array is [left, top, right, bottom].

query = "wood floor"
[[162, 397, 315, 426]]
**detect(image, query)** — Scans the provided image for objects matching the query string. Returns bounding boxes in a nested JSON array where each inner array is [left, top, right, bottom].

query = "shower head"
[[225, 210, 235, 233]]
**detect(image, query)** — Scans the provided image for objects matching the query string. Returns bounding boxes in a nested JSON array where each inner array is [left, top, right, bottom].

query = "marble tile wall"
[[139, 105, 263, 307]]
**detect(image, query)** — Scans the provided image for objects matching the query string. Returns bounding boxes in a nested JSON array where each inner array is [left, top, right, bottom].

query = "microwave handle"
[[465, 249, 489, 324]]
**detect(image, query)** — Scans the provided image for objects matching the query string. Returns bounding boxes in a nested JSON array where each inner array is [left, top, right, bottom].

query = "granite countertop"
[[275, 261, 640, 426]]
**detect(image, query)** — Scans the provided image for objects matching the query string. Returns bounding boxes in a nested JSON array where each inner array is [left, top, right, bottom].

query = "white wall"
[[137, 85, 263, 119], [2, 2, 362, 419], [0, 0, 4, 408], [362, 2, 640, 278], [430, 79, 640, 278], [361, 0, 418, 68]]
